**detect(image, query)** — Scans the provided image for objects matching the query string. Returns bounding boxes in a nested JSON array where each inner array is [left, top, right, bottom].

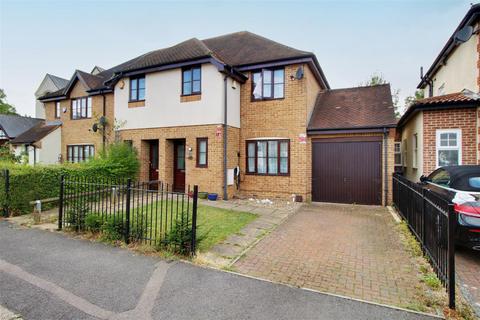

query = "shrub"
[[0, 142, 139, 215], [163, 211, 207, 255], [85, 214, 103, 233], [65, 199, 89, 231], [100, 217, 125, 242]]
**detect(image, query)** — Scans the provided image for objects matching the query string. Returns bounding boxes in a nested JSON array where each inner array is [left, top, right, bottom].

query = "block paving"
[[234, 203, 422, 307], [456, 248, 480, 317]]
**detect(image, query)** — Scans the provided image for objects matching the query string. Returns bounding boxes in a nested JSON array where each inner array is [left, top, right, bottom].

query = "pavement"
[[234, 203, 430, 309], [0, 220, 437, 320], [456, 247, 480, 317]]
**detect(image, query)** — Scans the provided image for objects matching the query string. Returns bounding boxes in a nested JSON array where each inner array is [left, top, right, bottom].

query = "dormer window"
[[130, 76, 145, 101], [252, 68, 284, 100], [182, 66, 201, 96]]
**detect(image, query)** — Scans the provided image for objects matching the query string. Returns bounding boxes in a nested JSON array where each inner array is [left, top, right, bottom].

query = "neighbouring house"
[[38, 31, 396, 205], [38, 67, 115, 163], [0, 114, 43, 148], [35, 74, 69, 119], [397, 4, 480, 182], [10, 123, 61, 165]]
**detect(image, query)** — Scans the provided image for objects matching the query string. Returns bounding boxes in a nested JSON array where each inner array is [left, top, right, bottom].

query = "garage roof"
[[307, 84, 397, 132]]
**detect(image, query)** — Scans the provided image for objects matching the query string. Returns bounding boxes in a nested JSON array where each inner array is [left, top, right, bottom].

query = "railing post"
[[190, 185, 198, 255], [447, 203, 456, 310], [125, 178, 131, 244], [58, 175, 64, 230]]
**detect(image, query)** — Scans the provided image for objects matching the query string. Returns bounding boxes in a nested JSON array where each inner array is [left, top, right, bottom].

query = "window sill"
[[245, 172, 290, 177], [128, 100, 145, 108], [196, 165, 208, 168], [180, 94, 201, 103], [71, 117, 92, 121], [250, 97, 285, 102]]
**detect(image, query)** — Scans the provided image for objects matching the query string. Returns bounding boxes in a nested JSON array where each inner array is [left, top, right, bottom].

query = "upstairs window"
[[252, 68, 284, 100], [55, 102, 61, 119], [436, 129, 462, 167], [196, 138, 208, 167], [182, 66, 201, 95], [71, 97, 92, 120], [246, 139, 289, 175], [130, 76, 145, 101]]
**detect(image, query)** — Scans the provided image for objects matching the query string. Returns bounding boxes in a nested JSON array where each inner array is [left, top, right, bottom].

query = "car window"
[[468, 177, 480, 190], [429, 169, 451, 187]]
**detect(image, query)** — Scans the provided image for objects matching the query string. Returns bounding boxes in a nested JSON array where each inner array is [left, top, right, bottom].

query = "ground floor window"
[[67, 145, 95, 163], [436, 129, 461, 167], [394, 142, 402, 166], [196, 138, 208, 167], [246, 139, 289, 175]]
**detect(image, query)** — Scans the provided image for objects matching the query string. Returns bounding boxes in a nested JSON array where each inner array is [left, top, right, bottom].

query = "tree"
[[0, 89, 17, 115], [404, 89, 425, 108]]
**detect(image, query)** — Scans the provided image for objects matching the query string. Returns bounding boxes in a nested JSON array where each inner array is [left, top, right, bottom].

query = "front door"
[[173, 140, 186, 192], [148, 140, 159, 187]]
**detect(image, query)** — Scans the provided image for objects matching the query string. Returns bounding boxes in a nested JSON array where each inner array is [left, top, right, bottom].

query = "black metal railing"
[[392, 173, 455, 309], [58, 175, 198, 254]]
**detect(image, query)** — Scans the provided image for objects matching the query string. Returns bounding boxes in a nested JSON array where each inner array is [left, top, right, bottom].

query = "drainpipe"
[[223, 76, 228, 200], [383, 127, 388, 206], [102, 92, 106, 150]]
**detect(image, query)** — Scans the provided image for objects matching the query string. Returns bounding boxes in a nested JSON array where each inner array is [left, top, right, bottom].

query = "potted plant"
[[207, 193, 218, 201]]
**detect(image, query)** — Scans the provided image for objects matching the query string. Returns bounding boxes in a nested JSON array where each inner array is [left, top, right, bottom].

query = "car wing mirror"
[[419, 175, 428, 183]]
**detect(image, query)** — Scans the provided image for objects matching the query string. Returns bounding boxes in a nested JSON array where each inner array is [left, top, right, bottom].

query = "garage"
[[312, 138, 382, 205], [307, 85, 397, 206]]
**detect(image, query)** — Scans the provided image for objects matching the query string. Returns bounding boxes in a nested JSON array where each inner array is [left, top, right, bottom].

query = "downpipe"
[[383, 128, 388, 206], [223, 76, 228, 200]]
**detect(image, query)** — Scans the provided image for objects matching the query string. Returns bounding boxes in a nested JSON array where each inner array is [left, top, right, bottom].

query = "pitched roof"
[[0, 115, 44, 139], [48, 74, 69, 89], [202, 31, 313, 67], [39, 31, 329, 100], [397, 90, 480, 127], [307, 84, 396, 131], [10, 123, 60, 145], [418, 4, 480, 88]]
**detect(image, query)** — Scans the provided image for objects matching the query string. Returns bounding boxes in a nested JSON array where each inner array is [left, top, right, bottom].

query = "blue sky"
[[0, 0, 474, 116]]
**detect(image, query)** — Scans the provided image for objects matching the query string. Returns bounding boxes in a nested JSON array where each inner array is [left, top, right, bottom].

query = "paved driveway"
[[0, 221, 436, 320], [234, 203, 424, 308], [457, 248, 480, 317]]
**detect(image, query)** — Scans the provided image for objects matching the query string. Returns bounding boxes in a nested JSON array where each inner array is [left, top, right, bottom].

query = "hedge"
[[0, 142, 139, 215]]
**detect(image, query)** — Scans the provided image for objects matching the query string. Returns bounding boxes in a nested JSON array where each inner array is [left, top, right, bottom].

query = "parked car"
[[419, 165, 480, 251]]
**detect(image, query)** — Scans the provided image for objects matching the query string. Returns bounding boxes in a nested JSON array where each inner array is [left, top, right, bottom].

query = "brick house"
[[397, 4, 480, 182], [39, 31, 396, 205]]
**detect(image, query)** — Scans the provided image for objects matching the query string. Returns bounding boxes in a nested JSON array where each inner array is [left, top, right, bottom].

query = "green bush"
[[85, 214, 103, 233], [0, 142, 139, 215], [100, 216, 125, 242]]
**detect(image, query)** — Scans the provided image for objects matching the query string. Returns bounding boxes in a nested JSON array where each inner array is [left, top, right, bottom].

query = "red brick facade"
[[423, 108, 477, 175]]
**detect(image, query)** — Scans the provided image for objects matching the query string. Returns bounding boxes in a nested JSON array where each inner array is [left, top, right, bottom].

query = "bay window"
[[436, 129, 462, 167], [252, 68, 284, 100], [246, 139, 289, 175]]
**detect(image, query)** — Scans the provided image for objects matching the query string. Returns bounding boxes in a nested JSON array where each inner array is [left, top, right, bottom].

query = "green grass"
[[195, 204, 257, 251], [76, 199, 257, 252]]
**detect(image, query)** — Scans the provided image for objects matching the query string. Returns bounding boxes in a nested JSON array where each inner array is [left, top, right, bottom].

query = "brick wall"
[[44, 80, 114, 161], [119, 124, 239, 198], [423, 108, 477, 175], [239, 64, 323, 200]]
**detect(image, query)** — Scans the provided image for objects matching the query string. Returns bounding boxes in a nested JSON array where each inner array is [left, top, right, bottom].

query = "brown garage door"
[[312, 139, 382, 205]]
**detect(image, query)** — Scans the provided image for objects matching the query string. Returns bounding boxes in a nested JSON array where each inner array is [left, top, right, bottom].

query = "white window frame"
[[412, 134, 418, 169], [394, 142, 402, 166], [402, 139, 408, 168], [435, 129, 462, 168]]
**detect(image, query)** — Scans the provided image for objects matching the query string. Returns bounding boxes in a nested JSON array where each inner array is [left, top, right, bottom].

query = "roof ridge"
[[321, 83, 391, 93]]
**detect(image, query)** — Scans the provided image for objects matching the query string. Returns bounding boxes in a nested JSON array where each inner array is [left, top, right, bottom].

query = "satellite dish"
[[92, 123, 98, 132], [99, 116, 107, 126], [454, 26, 473, 43], [295, 67, 304, 80]]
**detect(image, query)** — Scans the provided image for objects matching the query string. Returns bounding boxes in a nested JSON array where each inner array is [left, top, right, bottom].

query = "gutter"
[[307, 125, 396, 135]]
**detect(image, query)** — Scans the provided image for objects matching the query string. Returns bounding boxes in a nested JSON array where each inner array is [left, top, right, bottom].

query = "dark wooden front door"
[[312, 139, 382, 205], [148, 140, 159, 182], [173, 140, 186, 192]]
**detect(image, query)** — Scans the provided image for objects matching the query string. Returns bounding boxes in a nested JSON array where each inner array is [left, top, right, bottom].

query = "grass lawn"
[[76, 198, 257, 252], [195, 204, 257, 251]]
